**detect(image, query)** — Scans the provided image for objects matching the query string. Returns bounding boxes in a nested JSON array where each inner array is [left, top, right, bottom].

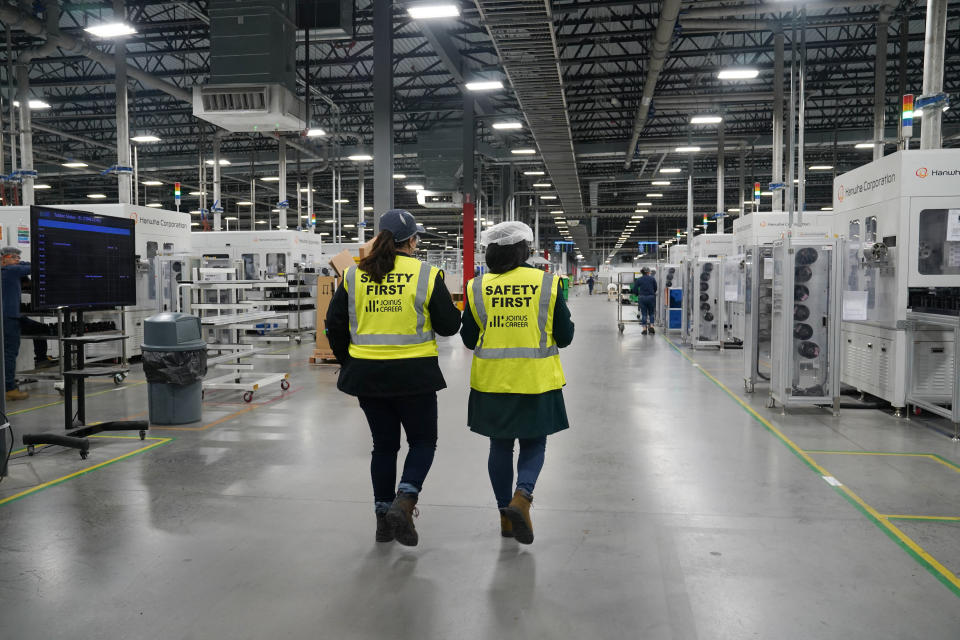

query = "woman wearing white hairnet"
[[460, 221, 574, 544]]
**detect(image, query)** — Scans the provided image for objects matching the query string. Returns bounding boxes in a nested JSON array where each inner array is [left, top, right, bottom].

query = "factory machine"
[[832, 150, 960, 415], [734, 212, 834, 392], [0, 203, 192, 360], [768, 233, 844, 413], [682, 234, 737, 349]]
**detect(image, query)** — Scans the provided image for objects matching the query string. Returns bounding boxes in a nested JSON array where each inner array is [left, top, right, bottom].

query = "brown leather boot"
[[5, 389, 28, 402], [503, 490, 534, 544], [499, 509, 514, 538], [385, 492, 419, 547], [375, 513, 394, 543]]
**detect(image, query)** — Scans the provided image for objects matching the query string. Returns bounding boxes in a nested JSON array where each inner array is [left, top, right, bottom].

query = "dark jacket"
[[460, 266, 574, 439], [632, 274, 657, 297], [2, 263, 31, 318], [325, 264, 462, 397]]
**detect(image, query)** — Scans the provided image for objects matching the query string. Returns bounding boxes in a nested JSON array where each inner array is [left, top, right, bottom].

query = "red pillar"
[[463, 199, 475, 294]]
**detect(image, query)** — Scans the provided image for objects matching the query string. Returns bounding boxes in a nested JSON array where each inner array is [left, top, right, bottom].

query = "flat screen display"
[[30, 205, 137, 311]]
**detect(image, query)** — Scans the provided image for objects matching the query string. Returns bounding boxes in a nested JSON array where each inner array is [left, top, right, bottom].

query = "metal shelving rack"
[[184, 265, 291, 403]]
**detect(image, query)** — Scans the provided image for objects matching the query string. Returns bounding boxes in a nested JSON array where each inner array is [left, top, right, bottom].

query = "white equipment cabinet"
[[0, 203, 191, 361], [768, 235, 843, 413], [832, 149, 960, 413], [734, 213, 834, 392]]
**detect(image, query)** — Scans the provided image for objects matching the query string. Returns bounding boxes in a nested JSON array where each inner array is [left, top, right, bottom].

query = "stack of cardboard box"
[[311, 240, 375, 364]]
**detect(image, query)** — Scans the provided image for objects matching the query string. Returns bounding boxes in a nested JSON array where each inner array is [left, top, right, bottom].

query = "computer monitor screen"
[[30, 205, 137, 311]]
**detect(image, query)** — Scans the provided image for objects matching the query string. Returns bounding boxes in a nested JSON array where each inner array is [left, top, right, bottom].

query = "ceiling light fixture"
[[86, 193, 107, 199], [651, 180, 671, 186], [306, 128, 326, 137], [465, 80, 504, 92], [393, 174, 407, 180], [261, 176, 281, 182], [660, 168, 682, 174], [205, 159, 231, 166], [675, 146, 701, 153], [809, 165, 834, 171], [84, 22, 137, 38], [62, 161, 88, 168], [718, 68, 759, 80], [855, 143, 876, 149], [540, 195, 557, 200], [131, 135, 161, 143], [237, 201, 253, 206], [493, 121, 523, 130], [511, 148, 536, 155], [141, 180, 163, 186], [690, 115, 723, 124], [524, 170, 545, 176], [347, 154, 373, 161], [532, 183, 552, 188], [407, 4, 461, 19], [646, 193, 664, 198]]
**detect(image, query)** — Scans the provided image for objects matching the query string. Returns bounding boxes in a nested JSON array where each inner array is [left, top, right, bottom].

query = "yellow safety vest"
[[467, 267, 566, 394], [345, 254, 440, 360]]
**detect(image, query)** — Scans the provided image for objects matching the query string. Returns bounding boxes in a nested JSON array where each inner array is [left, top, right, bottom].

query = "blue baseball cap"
[[379, 209, 425, 243]]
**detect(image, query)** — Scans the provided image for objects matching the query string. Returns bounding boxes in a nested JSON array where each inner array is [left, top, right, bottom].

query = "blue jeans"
[[488, 436, 547, 509], [3, 316, 21, 391], [358, 393, 438, 513], [638, 295, 656, 326]]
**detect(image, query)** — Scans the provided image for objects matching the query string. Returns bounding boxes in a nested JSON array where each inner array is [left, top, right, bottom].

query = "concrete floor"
[[2, 294, 960, 639]]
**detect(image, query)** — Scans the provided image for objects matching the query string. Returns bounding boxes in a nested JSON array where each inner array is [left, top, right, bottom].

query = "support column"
[[15, 64, 33, 206], [373, 0, 394, 230], [278, 137, 288, 230], [114, 0, 131, 204], [772, 28, 784, 213], [212, 136, 222, 231], [463, 93, 476, 291], [5, 26, 15, 176], [716, 120, 724, 234], [797, 8, 806, 223], [785, 11, 797, 223], [357, 164, 365, 242], [873, 9, 891, 160], [920, 0, 948, 150], [250, 146, 256, 230]]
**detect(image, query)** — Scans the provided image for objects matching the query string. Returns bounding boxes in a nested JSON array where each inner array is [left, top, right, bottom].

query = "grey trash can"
[[142, 313, 208, 425]]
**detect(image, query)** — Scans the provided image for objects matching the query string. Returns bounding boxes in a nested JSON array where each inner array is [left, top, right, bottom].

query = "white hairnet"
[[480, 221, 534, 247]]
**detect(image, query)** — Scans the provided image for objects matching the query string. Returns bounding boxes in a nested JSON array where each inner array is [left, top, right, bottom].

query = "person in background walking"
[[586, 275, 595, 295], [461, 221, 574, 545], [325, 210, 461, 547], [632, 266, 658, 335], [2, 247, 33, 401]]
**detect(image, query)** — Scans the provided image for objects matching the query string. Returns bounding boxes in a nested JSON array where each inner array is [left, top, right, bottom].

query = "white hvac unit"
[[192, 84, 307, 133]]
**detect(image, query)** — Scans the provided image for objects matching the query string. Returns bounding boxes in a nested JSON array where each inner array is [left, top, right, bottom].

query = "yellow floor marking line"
[[807, 451, 960, 473], [151, 387, 301, 432], [0, 435, 172, 506], [7, 381, 146, 416], [662, 334, 960, 597], [882, 515, 960, 522]]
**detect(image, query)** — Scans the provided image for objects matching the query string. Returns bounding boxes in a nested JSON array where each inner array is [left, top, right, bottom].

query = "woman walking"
[[326, 210, 461, 546], [460, 222, 574, 544], [632, 266, 658, 335]]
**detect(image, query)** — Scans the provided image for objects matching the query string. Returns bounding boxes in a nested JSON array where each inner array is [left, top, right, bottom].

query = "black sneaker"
[[641, 329, 648, 335], [649, 326, 656, 335]]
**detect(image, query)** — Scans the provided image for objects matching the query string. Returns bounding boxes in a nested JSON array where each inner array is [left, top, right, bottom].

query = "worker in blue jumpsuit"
[[632, 266, 658, 335]]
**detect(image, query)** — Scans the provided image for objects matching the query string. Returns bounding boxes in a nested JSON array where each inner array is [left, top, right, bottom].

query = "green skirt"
[[467, 388, 570, 440]]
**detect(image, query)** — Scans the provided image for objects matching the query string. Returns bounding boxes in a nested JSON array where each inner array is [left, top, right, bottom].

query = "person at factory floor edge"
[[632, 266, 657, 335], [2, 246, 35, 401], [325, 209, 462, 547], [461, 221, 574, 545]]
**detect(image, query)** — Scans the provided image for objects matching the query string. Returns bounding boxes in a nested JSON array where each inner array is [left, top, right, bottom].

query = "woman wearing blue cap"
[[325, 209, 461, 547]]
